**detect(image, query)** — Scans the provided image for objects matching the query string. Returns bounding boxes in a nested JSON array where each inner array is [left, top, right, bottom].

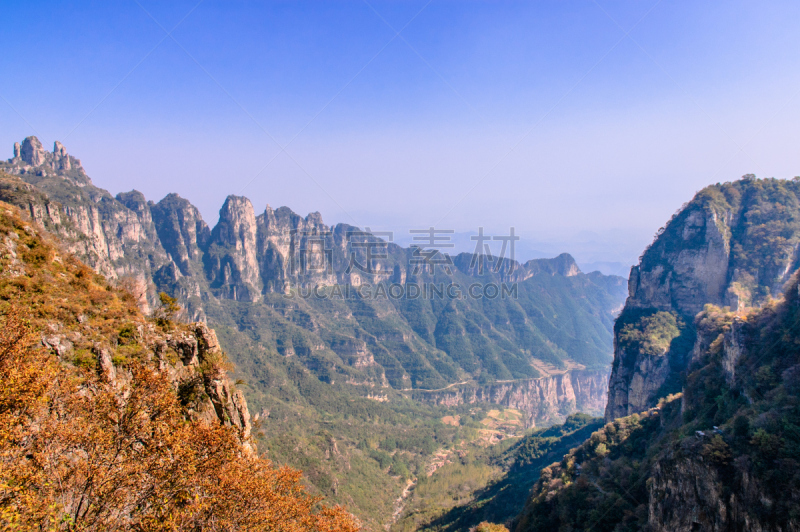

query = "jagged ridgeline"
[[0, 200, 357, 530], [0, 136, 625, 401], [606, 175, 800, 421]]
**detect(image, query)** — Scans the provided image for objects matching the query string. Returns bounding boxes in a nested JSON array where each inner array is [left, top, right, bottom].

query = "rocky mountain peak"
[[206, 195, 261, 301], [151, 193, 210, 277], [606, 176, 800, 422], [306, 211, 324, 225], [219, 195, 255, 223], [116, 190, 149, 212], [53, 140, 67, 157], [550, 252, 581, 276], [518, 252, 581, 279], [5, 136, 88, 184], [20, 136, 46, 166]]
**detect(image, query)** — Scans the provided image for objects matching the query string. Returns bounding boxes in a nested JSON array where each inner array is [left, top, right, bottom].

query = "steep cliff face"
[[0, 201, 252, 443], [415, 369, 609, 427], [606, 176, 800, 421], [646, 438, 779, 532], [205, 195, 262, 301], [150, 193, 210, 276], [514, 272, 800, 532]]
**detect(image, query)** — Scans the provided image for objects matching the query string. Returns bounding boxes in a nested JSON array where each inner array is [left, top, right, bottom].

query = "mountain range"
[[0, 136, 625, 409], [0, 136, 627, 529], [4, 134, 800, 531]]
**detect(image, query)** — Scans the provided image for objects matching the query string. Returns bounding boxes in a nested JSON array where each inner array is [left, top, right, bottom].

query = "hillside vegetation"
[[393, 413, 603, 531], [0, 202, 357, 531], [514, 272, 800, 531]]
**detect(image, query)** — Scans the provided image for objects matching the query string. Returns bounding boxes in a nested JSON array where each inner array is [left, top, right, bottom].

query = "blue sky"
[[3, 1, 800, 271]]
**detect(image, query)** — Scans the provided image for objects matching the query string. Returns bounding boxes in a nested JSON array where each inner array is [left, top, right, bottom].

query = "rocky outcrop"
[[150, 193, 210, 276], [721, 317, 745, 385], [606, 346, 673, 422], [132, 320, 251, 442], [646, 429, 800, 532], [415, 369, 609, 427], [204, 196, 262, 301], [189, 322, 252, 440], [606, 177, 800, 421], [7, 136, 88, 184]]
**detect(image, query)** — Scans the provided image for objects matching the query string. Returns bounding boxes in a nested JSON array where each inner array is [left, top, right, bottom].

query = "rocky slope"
[[0, 195, 252, 444], [512, 249, 800, 532], [606, 176, 800, 421], [0, 199, 358, 530]]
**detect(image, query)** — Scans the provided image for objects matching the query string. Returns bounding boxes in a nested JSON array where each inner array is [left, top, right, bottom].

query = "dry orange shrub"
[[0, 308, 359, 531]]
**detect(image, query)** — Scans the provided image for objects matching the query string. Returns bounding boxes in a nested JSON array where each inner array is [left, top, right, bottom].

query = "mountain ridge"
[[0, 198, 357, 530], [606, 176, 800, 421], [1, 136, 626, 394], [1, 136, 627, 529]]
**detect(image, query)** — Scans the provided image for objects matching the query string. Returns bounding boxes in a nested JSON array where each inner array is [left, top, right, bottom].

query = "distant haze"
[[3, 1, 799, 269]]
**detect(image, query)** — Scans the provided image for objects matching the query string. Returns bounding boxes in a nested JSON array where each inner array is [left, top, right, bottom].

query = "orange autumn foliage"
[[0, 308, 359, 531]]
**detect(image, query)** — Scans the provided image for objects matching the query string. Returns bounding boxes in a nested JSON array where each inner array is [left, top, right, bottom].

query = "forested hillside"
[[513, 190, 800, 531], [0, 200, 357, 530]]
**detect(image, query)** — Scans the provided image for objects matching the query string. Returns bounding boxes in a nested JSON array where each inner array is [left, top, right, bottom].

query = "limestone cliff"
[[646, 437, 779, 532], [0, 200, 252, 444], [606, 176, 800, 421], [205, 195, 262, 301], [150, 193, 210, 277], [414, 369, 609, 427]]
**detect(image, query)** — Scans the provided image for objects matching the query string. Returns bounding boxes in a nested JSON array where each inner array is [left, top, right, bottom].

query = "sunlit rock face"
[[606, 177, 800, 421], [415, 369, 609, 428]]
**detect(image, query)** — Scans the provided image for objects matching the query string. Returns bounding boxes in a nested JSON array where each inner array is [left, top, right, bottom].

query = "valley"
[[0, 137, 625, 530], [4, 136, 800, 531], [4, 4, 800, 530]]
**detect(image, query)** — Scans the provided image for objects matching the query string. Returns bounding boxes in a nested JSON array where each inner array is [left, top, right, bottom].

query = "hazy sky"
[[3, 1, 800, 269]]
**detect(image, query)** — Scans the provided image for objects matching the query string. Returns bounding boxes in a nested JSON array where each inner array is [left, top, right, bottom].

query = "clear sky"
[[2, 1, 800, 271]]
